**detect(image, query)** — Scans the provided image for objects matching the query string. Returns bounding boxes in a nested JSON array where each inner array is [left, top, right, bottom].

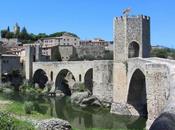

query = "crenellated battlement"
[[115, 15, 150, 22]]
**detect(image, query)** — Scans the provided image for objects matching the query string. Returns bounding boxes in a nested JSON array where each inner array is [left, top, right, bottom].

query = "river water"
[[0, 92, 147, 130]]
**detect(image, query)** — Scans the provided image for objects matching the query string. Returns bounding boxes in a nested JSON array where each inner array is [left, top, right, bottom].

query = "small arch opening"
[[33, 69, 48, 89], [50, 71, 53, 81], [128, 41, 140, 58], [84, 68, 93, 93], [79, 74, 82, 82]]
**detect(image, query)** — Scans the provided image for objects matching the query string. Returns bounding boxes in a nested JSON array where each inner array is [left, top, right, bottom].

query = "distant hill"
[[151, 45, 175, 59]]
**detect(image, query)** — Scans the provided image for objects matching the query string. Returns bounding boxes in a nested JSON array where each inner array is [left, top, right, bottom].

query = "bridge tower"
[[112, 15, 151, 114], [25, 44, 42, 81]]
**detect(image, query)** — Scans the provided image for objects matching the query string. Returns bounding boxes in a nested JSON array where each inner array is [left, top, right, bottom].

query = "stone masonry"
[[21, 14, 175, 130]]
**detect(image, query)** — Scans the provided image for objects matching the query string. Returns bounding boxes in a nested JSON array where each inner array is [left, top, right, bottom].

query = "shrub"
[[0, 112, 14, 129], [24, 101, 33, 114], [0, 112, 35, 130]]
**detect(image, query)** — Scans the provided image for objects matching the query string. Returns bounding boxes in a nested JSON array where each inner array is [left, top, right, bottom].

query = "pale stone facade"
[[37, 33, 80, 47]]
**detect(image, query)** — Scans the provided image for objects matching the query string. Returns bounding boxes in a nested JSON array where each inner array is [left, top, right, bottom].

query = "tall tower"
[[13, 23, 20, 34], [112, 15, 151, 108], [114, 15, 151, 62]]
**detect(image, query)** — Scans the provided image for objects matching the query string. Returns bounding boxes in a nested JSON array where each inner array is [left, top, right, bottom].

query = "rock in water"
[[70, 91, 89, 104], [150, 112, 175, 130], [80, 96, 102, 107], [37, 118, 72, 130]]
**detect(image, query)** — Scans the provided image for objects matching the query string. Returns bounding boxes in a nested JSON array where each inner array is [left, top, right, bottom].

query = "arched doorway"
[[55, 69, 75, 96], [84, 68, 93, 93], [127, 69, 147, 117], [128, 42, 140, 58], [33, 69, 48, 89]]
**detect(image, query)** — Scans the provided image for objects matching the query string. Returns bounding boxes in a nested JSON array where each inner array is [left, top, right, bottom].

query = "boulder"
[[70, 91, 89, 104], [111, 103, 131, 115], [55, 90, 65, 97], [91, 100, 102, 107], [149, 112, 175, 130], [37, 118, 72, 130], [80, 96, 102, 107]]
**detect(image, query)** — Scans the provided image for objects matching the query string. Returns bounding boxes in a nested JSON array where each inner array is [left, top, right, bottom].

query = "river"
[[0, 92, 147, 130]]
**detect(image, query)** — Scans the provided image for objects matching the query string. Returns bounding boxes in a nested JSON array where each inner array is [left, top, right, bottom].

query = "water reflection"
[[0, 93, 146, 130], [53, 97, 146, 130]]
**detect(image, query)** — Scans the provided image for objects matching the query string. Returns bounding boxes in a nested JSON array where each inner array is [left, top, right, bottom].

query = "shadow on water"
[[0, 93, 146, 130]]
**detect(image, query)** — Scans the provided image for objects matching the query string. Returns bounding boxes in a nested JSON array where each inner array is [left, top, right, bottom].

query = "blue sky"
[[0, 0, 175, 47]]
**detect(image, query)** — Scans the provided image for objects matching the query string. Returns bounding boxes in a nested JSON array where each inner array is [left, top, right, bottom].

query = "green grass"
[[1, 100, 51, 120], [73, 128, 145, 130], [13, 118, 36, 130]]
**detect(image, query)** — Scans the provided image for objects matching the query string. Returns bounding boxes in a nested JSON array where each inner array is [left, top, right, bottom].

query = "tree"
[[5, 32, 14, 39], [151, 48, 168, 58], [7, 26, 10, 32], [1, 30, 8, 38], [20, 27, 29, 40]]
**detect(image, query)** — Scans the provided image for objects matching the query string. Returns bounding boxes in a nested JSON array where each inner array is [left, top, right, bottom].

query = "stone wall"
[[59, 46, 76, 61], [1, 54, 21, 74], [93, 60, 113, 102], [32, 60, 113, 103], [76, 45, 105, 59]]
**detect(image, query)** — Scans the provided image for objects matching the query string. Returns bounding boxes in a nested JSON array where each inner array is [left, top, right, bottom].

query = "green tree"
[[1, 30, 8, 38], [20, 27, 29, 40], [151, 48, 168, 58], [5, 32, 14, 39], [7, 26, 10, 32]]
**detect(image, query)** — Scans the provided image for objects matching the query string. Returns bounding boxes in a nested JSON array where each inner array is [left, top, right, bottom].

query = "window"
[[128, 41, 139, 58], [79, 74, 82, 82]]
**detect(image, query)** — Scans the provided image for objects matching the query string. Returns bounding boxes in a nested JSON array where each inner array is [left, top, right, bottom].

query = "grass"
[[0, 99, 51, 120], [12, 118, 36, 130], [73, 128, 146, 130]]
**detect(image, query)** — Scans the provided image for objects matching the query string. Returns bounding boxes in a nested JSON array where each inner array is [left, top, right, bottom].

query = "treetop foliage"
[[1, 25, 79, 44]]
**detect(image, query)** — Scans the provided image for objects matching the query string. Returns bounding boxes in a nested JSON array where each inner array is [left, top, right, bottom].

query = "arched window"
[[128, 42, 140, 58], [50, 71, 53, 81]]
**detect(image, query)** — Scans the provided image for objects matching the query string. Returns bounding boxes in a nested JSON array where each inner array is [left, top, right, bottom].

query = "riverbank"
[[0, 91, 147, 130]]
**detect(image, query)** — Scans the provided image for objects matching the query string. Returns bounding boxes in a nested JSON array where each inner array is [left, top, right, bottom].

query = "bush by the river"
[[0, 112, 35, 130], [24, 101, 34, 114]]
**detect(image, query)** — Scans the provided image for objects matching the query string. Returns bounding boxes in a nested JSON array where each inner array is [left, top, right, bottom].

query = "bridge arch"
[[55, 69, 75, 96], [84, 68, 93, 93], [33, 69, 48, 89], [128, 41, 140, 58], [127, 68, 148, 117]]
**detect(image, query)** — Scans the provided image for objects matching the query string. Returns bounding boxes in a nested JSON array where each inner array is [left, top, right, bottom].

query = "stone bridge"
[[22, 14, 175, 129], [112, 57, 175, 128], [32, 60, 113, 102]]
